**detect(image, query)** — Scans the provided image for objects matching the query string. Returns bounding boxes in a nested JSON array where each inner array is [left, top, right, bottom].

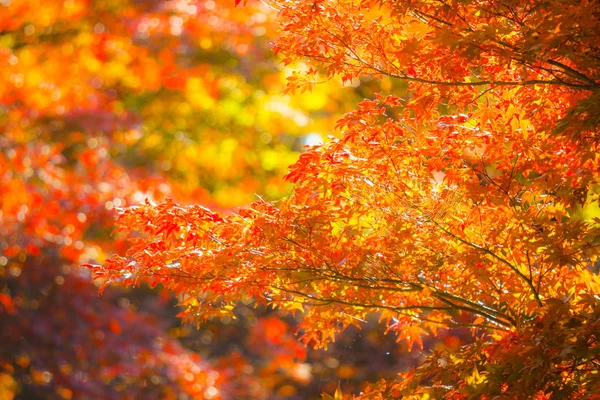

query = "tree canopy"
[[90, 0, 598, 397]]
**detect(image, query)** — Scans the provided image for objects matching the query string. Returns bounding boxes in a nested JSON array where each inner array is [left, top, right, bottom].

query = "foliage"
[[93, 0, 600, 397], [0, 0, 330, 207], [0, 110, 222, 398], [1, 254, 220, 399]]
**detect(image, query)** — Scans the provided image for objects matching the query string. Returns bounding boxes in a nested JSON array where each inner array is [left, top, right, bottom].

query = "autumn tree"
[[91, 0, 600, 398]]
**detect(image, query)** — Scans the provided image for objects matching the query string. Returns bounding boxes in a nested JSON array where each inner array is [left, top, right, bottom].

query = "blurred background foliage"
[[0, 0, 462, 398]]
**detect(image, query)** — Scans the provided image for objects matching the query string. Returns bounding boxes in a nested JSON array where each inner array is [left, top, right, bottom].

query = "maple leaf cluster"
[[94, 0, 600, 397]]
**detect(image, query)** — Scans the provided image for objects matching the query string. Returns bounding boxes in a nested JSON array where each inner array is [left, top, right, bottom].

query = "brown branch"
[[547, 59, 598, 86], [269, 284, 511, 328], [428, 218, 543, 307]]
